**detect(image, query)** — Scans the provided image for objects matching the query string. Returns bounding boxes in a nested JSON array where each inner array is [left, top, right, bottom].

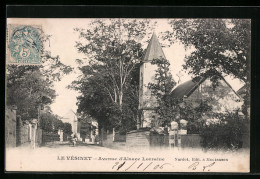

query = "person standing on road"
[[72, 134, 77, 147]]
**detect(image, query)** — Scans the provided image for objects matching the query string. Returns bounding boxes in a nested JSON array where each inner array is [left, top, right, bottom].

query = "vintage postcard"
[[5, 18, 250, 172]]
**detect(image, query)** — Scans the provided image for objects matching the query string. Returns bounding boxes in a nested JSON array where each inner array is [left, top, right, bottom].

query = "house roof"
[[143, 32, 166, 62], [170, 77, 205, 99], [170, 75, 241, 99]]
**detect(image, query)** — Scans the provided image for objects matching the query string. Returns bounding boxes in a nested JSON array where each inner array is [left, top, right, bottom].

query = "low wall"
[[150, 133, 169, 147], [126, 129, 150, 150], [102, 134, 113, 148], [126, 130, 202, 149], [114, 132, 126, 142], [102, 134, 126, 150], [181, 134, 201, 148]]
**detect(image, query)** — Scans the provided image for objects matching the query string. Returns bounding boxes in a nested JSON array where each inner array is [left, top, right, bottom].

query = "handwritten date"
[[112, 161, 216, 172], [112, 161, 172, 171]]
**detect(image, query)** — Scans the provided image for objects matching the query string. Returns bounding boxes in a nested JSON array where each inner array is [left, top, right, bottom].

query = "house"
[[169, 76, 244, 122], [77, 116, 99, 143], [170, 76, 243, 127]]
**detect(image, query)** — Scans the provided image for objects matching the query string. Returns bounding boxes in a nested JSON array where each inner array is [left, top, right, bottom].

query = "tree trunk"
[[119, 90, 123, 111]]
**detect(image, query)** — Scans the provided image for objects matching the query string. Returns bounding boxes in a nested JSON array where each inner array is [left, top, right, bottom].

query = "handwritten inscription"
[[188, 162, 216, 172], [112, 161, 173, 171], [112, 160, 217, 172], [56, 155, 224, 172]]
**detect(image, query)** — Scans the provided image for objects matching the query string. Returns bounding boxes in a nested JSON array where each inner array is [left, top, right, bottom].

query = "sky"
[[7, 18, 245, 122]]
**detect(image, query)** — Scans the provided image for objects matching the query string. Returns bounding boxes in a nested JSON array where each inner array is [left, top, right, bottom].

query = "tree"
[[6, 33, 73, 121], [164, 19, 250, 85], [74, 19, 154, 109], [63, 122, 72, 135], [53, 118, 64, 132], [147, 58, 177, 127], [71, 19, 155, 132], [71, 62, 140, 133], [147, 58, 212, 132], [40, 112, 65, 133], [164, 19, 251, 118], [178, 100, 212, 134], [40, 112, 55, 132]]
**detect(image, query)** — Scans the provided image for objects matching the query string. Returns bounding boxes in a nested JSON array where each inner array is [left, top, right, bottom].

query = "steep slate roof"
[[170, 76, 241, 99], [170, 77, 205, 99], [143, 32, 166, 62]]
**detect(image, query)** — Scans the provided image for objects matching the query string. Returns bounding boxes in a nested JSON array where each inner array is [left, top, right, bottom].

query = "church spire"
[[143, 32, 166, 62]]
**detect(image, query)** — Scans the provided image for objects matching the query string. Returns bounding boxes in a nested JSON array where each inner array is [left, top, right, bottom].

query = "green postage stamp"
[[6, 24, 43, 65]]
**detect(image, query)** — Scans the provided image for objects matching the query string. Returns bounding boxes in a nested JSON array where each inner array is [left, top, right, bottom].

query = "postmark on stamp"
[[6, 24, 43, 65]]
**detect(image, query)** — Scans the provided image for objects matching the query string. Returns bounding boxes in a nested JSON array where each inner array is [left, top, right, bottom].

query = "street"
[[5, 141, 250, 172]]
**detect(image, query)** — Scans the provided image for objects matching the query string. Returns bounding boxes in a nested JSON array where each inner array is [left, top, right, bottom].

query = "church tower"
[[138, 33, 166, 128]]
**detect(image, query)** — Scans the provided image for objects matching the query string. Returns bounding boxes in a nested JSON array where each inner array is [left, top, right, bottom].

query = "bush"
[[187, 121, 202, 134], [200, 112, 249, 150]]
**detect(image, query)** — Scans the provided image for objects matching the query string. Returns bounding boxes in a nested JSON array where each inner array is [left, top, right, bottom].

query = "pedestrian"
[[72, 134, 77, 147]]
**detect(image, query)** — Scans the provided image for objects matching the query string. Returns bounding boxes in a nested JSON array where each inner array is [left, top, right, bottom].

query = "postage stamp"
[[6, 24, 43, 65]]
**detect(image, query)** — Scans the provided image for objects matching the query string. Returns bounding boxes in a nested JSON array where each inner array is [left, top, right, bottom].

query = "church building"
[[138, 33, 166, 128], [138, 33, 244, 129]]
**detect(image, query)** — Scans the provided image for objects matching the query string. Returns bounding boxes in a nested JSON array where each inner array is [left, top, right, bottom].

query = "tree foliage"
[[148, 58, 177, 127], [148, 58, 214, 134], [74, 19, 154, 109], [6, 33, 73, 121], [200, 111, 249, 150], [178, 100, 212, 134], [71, 19, 155, 132], [164, 19, 251, 119], [164, 19, 250, 85], [40, 112, 68, 134], [71, 57, 141, 133], [63, 122, 73, 135], [40, 112, 55, 132]]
